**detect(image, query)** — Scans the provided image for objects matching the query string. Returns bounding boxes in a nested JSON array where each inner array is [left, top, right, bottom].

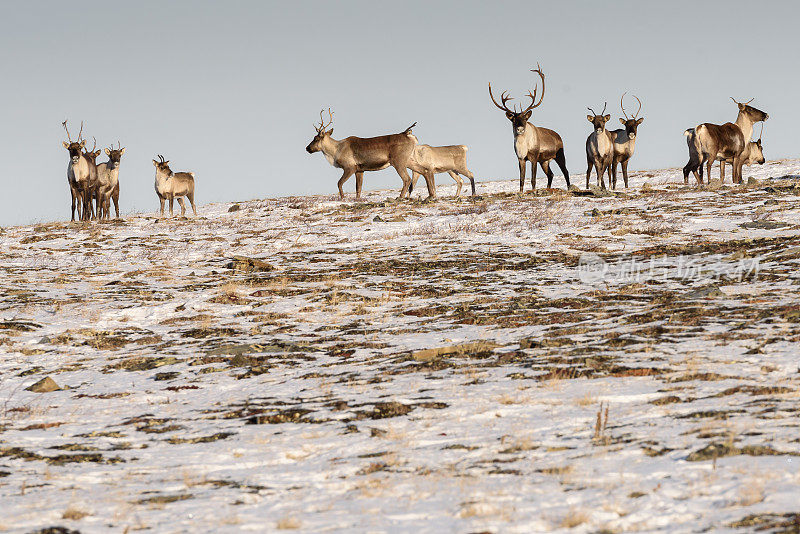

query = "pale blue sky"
[[0, 0, 796, 225]]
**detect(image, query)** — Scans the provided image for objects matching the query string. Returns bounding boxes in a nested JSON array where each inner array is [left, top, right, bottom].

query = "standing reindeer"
[[683, 98, 768, 185], [585, 103, 614, 189], [153, 155, 197, 217], [489, 65, 570, 192], [305, 109, 422, 199], [96, 143, 125, 219], [408, 144, 476, 197], [686, 123, 765, 183], [83, 137, 102, 220], [609, 93, 644, 189], [62, 120, 98, 221]]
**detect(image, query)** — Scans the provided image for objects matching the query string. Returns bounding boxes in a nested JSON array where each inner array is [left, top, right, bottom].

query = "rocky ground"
[[2, 160, 800, 533]]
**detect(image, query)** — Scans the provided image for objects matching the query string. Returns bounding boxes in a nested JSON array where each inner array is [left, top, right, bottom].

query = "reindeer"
[[408, 144, 476, 197], [489, 65, 570, 192], [153, 155, 197, 217], [687, 123, 765, 183], [609, 93, 644, 189], [585, 103, 614, 189], [83, 137, 102, 220], [305, 109, 422, 199], [683, 98, 768, 185], [96, 142, 125, 219], [62, 120, 98, 221]]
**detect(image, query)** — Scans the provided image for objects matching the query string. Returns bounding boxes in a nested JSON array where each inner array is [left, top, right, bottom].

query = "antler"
[[315, 108, 333, 132], [77, 121, 84, 142], [588, 102, 607, 116], [527, 63, 545, 110], [620, 92, 629, 120], [157, 154, 165, 163], [62, 120, 72, 142], [758, 122, 764, 141], [89, 136, 97, 153], [731, 97, 755, 105], [621, 93, 643, 120], [488, 83, 515, 113]]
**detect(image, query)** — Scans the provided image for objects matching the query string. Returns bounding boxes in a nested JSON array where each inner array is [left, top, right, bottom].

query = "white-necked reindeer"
[[153, 155, 197, 217], [609, 93, 644, 189], [97, 142, 125, 219], [62, 120, 98, 221], [585, 103, 613, 189]]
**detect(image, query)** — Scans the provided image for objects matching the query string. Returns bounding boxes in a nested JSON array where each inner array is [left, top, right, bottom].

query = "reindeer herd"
[[307, 64, 769, 201], [62, 63, 770, 222]]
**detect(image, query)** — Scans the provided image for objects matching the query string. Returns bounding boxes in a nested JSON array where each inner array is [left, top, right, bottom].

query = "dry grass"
[[558, 508, 590, 528], [62, 506, 91, 520], [276, 516, 302, 530]]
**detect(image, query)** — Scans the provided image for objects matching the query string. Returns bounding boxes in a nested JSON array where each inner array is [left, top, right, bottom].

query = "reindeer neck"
[[735, 112, 755, 141], [318, 135, 341, 157]]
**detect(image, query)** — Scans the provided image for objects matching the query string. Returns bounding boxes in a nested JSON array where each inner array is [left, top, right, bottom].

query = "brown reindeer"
[[489, 65, 570, 192], [585, 103, 613, 189], [683, 98, 768, 185], [609, 93, 644, 189], [305, 109, 422, 199], [62, 120, 97, 221]]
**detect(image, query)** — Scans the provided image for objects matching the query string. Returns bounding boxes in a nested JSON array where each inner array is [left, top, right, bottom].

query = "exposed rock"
[[411, 341, 498, 362], [740, 220, 790, 230], [227, 256, 274, 272], [26, 376, 60, 393], [228, 204, 241, 212]]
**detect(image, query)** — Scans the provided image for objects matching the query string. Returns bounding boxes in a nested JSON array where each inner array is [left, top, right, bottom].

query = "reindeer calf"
[[408, 144, 476, 197]]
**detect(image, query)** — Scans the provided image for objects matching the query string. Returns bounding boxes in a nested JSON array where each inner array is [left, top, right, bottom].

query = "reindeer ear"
[[738, 102, 745, 110], [523, 110, 532, 121], [326, 128, 333, 136], [105, 148, 111, 156], [604, 114, 611, 122], [619, 118, 625, 125], [79, 140, 86, 148], [587, 115, 594, 122], [153, 160, 158, 167], [636, 117, 644, 125], [120, 148, 125, 155], [63, 141, 69, 149], [506, 112, 514, 120]]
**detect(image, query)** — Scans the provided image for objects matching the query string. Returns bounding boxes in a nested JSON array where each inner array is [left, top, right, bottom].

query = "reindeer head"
[[489, 65, 546, 136], [731, 97, 769, 123], [306, 108, 334, 154], [619, 93, 644, 140], [106, 142, 125, 169], [153, 155, 172, 177], [83, 136, 101, 164], [750, 123, 765, 165], [587, 103, 610, 134], [62, 120, 86, 164]]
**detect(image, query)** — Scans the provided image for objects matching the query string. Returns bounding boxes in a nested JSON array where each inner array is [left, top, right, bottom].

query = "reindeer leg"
[[622, 160, 629, 188], [337, 169, 354, 200], [447, 171, 463, 197], [355, 172, 364, 200], [530, 160, 538, 191], [177, 197, 187, 217], [410, 171, 420, 196], [159, 195, 165, 217], [541, 160, 554, 189], [586, 159, 592, 190], [720, 161, 725, 184], [113, 183, 120, 219], [423, 171, 436, 200], [554, 149, 570, 188], [518, 159, 526, 193], [395, 166, 413, 199], [187, 191, 197, 216], [610, 159, 618, 190], [70, 189, 76, 221], [463, 168, 476, 196]]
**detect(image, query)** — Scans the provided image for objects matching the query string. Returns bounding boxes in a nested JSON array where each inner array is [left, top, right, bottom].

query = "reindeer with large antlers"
[[609, 93, 644, 189], [305, 109, 422, 199], [153, 155, 197, 217], [683, 97, 768, 185], [62, 120, 98, 221], [489, 65, 570, 192], [585, 102, 614, 189]]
